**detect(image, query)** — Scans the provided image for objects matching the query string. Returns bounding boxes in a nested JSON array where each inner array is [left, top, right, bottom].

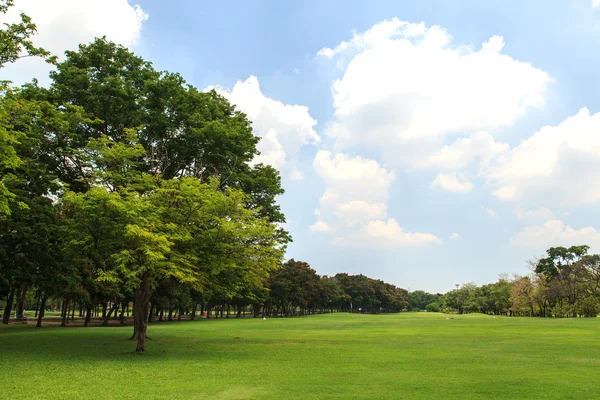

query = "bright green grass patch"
[[1, 313, 599, 399]]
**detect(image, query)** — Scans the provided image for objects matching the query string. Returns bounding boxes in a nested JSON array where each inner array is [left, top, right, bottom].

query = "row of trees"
[[408, 246, 600, 318], [264, 260, 409, 316], [0, 1, 287, 353], [0, 2, 411, 354]]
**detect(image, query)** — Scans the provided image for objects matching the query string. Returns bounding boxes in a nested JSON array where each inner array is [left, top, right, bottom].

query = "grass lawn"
[[1, 312, 599, 399]]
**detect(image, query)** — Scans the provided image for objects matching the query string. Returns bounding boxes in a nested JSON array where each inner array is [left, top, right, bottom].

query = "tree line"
[[408, 246, 600, 318]]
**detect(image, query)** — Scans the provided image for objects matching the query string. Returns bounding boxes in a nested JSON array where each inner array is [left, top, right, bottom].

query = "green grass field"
[[1, 313, 599, 399]]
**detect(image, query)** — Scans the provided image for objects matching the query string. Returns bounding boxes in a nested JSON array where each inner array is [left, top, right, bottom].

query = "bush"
[[425, 303, 440, 312]]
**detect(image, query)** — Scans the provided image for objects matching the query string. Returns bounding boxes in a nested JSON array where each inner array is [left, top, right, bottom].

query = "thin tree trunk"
[[2, 287, 15, 324], [84, 303, 92, 327], [34, 293, 41, 318], [36, 297, 48, 328], [148, 303, 154, 323], [119, 302, 126, 325], [60, 298, 69, 327], [15, 284, 27, 321], [102, 302, 119, 326]]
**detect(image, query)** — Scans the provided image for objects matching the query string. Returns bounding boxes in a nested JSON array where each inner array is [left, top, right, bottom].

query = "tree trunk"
[[101, 302, 107, 319], [226, 303, 230, 318], [2, 287, 15, 324], [190, 304, 197, 320], [70, 305, 76, 321], [34, 294, 41, 318], [36, 297, 48, 328], [60, 298, 69, 327], [119, 302, 126, 325], [131, 272, 152, 353], [102, 302, 119, 326], [84, 303, 92, 327], [15, 284, 27, 321], [148, 303, 154, 323], [159, 309, 163, 321], [168, 308, 173, 321]]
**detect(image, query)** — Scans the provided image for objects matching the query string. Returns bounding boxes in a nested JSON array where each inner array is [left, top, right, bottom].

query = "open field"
[[1, 313, 599, 399]]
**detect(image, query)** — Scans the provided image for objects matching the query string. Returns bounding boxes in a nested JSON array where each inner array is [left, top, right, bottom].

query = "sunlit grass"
[[1, 313, 599, 399]]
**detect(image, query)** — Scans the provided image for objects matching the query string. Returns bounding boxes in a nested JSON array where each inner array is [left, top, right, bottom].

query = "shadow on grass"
[[0, 322, 262, 363]]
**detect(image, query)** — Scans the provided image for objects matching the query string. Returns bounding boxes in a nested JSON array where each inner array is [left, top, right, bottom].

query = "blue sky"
[[5, 0, 600, 292]]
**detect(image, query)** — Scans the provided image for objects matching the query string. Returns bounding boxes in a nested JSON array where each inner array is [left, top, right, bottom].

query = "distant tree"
[[408, 290, 436, 311]]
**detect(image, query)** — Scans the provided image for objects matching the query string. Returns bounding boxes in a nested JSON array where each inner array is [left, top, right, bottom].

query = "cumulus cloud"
[[0, 0, 149, 86], [449, 232, 461, 240], [210, 76, 319, 178], [513, 206, 554, 221], [319, 18, 552, 167], [510, 220, 600, 249], [333, 219, 442, 248], [488, 108, 600, 206], [313, 150, 394, 208], [310, 219, 332, 232], [334, 201, 387, 227], [312, 150, 439, 246], [431, 173, 474, 193], [422, 132, 508, 170]]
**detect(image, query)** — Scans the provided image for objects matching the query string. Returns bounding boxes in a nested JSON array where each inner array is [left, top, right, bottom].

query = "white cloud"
[[333, 219, 442, 247], [594, 0, 600, 8], [513, 206, 554, 221], [0, 0, 148, 86], [319, 18, 552, 167], [510, 220, 600, 249], [422, 131, 508, 170], [482, 207, 496, 217], [431, 173, 474, 193], [289, 168, 304, 181], [210, 76, 319, 179], [313, 150, 395, 208], [488, 108, 600, 206], [310, 219, 332, 232], [450, 232, 461, 240], [312, 150, 439, 247], [334, 201, 387, 226], [253, 129, 286, 169]]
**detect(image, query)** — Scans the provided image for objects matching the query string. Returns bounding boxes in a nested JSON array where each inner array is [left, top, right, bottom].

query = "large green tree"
[[0, 0, 55, 214]]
